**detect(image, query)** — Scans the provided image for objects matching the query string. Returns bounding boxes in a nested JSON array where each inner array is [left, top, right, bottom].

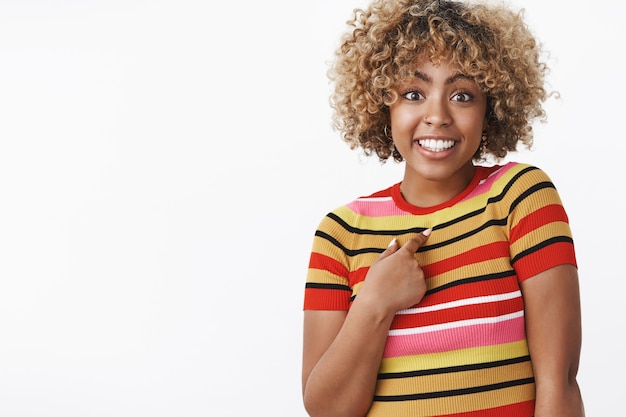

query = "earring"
[[481, 133, 488, 153]]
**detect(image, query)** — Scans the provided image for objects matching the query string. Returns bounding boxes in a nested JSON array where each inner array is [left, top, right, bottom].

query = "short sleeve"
[[507, 166, 577, 281], [303, 212, 353, 310]]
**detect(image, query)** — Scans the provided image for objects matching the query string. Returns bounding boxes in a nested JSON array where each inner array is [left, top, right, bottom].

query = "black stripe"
[[350, 270, 517, 303], [509, 181, 556, 214], [319, 167, 552, 255], [328, 166, 540, 236], [408, 171, 555, 252], [422, 218, 507, 252], [510, 236, 574, 265], [326, 212, 428, 236], [378, 355, 531, 379], [318, 216, 509, 256], [305, 282, 351, 292], [315, 230, 384, 257], [425, 270, 516, 296], [373, 377, 535, 402], [422, 167, 534, 232]]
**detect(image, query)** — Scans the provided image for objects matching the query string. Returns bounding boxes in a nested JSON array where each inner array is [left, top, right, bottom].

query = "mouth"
[[417, 138, 456, 152]]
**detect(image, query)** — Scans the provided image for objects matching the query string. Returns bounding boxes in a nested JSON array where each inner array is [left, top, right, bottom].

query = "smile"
[[417, 139, 456, 152]]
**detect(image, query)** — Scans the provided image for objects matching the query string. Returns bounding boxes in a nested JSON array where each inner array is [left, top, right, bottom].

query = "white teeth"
[[418, 139, 455, 152]]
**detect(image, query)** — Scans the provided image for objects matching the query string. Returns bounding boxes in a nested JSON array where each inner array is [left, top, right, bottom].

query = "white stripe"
[[388, 310, 524, 336], [396, 290, 522, 315]]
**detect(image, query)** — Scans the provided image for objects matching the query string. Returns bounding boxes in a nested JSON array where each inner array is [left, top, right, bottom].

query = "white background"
[[0, 0, 621, 415]]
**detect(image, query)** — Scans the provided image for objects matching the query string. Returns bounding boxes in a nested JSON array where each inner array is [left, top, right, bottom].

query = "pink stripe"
[[460, 163, 516, 203], [382, 316, 526, 358], [346, 198, 408, 217]]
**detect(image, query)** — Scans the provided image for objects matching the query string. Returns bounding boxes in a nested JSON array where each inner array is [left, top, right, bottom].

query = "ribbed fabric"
[[303, 162, 577, 417]]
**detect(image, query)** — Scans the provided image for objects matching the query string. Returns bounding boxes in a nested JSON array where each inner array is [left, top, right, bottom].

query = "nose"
[[423, 97, 451, 127]]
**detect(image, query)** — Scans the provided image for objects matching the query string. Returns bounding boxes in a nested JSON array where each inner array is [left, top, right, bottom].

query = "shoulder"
[[468, 162, 565, 215], [492, 162, 569, 219], [480, 162, 557, 191], [322, 183, 401, 220]]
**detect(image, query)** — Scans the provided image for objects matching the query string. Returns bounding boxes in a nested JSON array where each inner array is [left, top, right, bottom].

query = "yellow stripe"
[[310, 235, 348, 261], [342, 213, 430, 230], [376, 359, 533, 396], [379, 340, 530, 373], [305, 268, 349, 286], [368, 383, 534, 416], [327, 163, 536, 236], [510, 221, 572, 256], [425, 257, 513, 290]]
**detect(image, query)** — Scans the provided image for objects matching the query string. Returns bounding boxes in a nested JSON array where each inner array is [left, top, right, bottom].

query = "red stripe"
[[514, 241, 577, 281], [349, 267, 368, 287], [423, 241, 510, 277], [303, 287, 350, 310], [510, 204, 568, 244], [438, 400, 535, 417], [308, 252, 348, 277], [392, 297, 524, 329], [417, 274, 521, 308]]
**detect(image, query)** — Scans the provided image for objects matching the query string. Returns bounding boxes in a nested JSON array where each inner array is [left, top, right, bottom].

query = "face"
[[389, 59, 488, 189]]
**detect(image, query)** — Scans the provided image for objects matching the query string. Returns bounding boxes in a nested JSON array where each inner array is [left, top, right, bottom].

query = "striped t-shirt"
[[303, 162, 577, 417]]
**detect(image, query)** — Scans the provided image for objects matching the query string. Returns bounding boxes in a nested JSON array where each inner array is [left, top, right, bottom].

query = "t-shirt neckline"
[[391, 166, 486, 215]]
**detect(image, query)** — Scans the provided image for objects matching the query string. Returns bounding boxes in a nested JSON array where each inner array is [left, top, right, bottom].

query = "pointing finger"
[[375, 237, 399, 262], [400, 228, 432, 254]]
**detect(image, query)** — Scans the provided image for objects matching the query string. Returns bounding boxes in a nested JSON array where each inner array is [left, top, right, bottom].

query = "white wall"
[[0, 0, 619, 415]]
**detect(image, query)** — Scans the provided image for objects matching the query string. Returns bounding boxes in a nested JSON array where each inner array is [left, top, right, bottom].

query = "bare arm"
[[302, 305, 393, 417], [521, 264, 585, 417], [302, 232, 430, 417]]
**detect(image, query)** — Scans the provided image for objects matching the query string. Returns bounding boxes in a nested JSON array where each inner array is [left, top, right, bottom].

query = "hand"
[[357, 229, 431, 316]]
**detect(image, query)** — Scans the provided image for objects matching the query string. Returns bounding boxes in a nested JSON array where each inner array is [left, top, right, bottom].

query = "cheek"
[[459, 113, 487, 136], [390, 107, 419, 133]]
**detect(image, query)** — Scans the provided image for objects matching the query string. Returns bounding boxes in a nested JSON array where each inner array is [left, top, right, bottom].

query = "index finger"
[[400, 228, 432, 254]]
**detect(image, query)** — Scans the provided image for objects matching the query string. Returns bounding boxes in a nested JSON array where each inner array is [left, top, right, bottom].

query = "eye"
[[452, 92, 473, 102], [401, 90, 424, 101]]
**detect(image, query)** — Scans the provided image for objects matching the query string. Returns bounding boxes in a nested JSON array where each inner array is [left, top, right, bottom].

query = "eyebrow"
[[413, 71, 473, 85]]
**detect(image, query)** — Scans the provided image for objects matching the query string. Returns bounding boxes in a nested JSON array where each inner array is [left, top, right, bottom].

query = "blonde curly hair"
[[329, 0, 551, 162]]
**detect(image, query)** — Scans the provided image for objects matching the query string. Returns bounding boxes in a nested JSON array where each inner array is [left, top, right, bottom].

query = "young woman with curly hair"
[[301, 1, 585, 416]]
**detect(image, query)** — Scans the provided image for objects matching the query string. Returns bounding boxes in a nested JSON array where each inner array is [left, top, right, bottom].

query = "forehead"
[[397, 59, 476, 85], [415, 59, 460, 75]]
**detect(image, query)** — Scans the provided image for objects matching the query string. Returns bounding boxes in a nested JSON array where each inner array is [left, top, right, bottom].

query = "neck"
[[400, 163, 476, 208]]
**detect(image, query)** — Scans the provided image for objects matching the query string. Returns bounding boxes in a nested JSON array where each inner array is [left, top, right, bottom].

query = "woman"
[[301, 1, 584, 416]]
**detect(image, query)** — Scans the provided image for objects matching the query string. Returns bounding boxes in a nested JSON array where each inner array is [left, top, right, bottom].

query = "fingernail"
[[387, 238, 397, 247], [422, 228, 432, 236]]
